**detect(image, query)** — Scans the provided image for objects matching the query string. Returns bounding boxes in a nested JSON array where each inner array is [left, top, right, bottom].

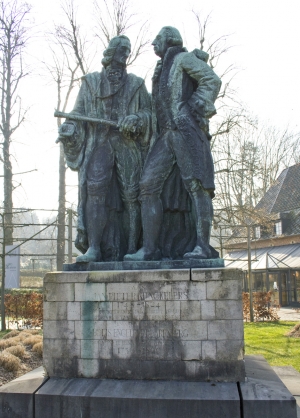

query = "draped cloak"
[[61, 69, 151, 260]]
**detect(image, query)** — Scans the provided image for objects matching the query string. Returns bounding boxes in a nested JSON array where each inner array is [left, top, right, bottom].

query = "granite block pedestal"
[[0, 267, 297, 417], [43, 268, 245, 382]]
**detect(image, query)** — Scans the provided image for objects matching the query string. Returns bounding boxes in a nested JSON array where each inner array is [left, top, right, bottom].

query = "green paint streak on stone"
[[82, 292, 95, 360], [104, 282, 107, 301], [82, 300, 96, 321]]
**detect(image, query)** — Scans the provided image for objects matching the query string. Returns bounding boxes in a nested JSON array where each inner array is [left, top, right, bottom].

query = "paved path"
[[274, 309, 300, 415], [277, 307, 300, 321], [273, 366, 300, 418]]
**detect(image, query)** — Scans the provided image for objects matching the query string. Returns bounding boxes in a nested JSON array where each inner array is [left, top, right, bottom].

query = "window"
[[255, 226, 260, 239], [254, 272, 267, 291], [275, 221, 282, 235], [291, 271, 300, 302]]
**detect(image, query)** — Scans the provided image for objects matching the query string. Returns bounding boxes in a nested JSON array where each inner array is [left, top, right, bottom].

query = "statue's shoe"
[[76, 248, 101, 263], [124, 248, 161, 261], [183, 245, 211, 260]]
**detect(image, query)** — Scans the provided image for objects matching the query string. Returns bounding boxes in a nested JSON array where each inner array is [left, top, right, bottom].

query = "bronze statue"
[[57, 35, 151, 262], [125, 27, 221, 261]]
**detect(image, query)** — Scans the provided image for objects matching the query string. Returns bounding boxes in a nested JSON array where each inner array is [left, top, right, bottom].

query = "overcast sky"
[[4, 0, 300, 215]]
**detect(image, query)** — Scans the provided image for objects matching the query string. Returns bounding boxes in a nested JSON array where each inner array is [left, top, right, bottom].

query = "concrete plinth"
[[0, 367, 47, 418], [43, 268, 245, 382], [241, 355, 297, 418], [0, 356, 297, 418], [35, 379, 240, 418]]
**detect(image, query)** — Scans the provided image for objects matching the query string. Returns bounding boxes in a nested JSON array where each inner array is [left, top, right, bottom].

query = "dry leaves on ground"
[[285, 323, 300, 338]]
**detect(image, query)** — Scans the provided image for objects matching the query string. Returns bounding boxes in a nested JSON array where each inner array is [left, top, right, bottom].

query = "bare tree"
[[0, 0, 31, 246], [212, 120, 300, 237], [93, 0, 150, 66], [46, 0, 90, 270], [191, 12, 300, 252], [192, 11, 245, 143]]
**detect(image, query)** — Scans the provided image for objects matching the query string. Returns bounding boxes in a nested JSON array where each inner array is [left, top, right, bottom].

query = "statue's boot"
[[124, 195, 162, 261], [124, 201, 141, 255], [184, 221, 212, 259], [124, 247, 161, 261], [184, 188, 212, 260], [77, 194, 107, 263], [76, 247, 101, 263]]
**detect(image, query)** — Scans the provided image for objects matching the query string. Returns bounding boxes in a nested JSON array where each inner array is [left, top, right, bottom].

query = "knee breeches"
[[139, 129, 202, 199], [87, 135, 141, 202]]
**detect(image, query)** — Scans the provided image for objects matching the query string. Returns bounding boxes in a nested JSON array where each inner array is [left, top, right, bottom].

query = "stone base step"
[[36, 378, 240, 418], [0, 366, 47, 418], [0, 356, 297, 418]]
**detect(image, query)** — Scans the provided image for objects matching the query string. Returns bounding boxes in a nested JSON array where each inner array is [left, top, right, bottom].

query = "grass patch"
[[0, 351, 21, 371], [0, 328, 43, 385], [32, 342, 43, 357], [244, 321, 300, 372], [2, 330, 20, 339], [5, 345, 26, 359], [22, 335, 42, 347], [0, 330, 13, 339]]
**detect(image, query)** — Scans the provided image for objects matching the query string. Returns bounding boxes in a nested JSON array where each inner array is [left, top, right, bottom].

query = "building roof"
[[224, 243, 300, 270], [256, 164, 300, 214], [224, 164, 300, 247]]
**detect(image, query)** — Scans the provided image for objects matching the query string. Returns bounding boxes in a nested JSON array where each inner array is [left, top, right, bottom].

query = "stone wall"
[[43, 268, 245, 382]]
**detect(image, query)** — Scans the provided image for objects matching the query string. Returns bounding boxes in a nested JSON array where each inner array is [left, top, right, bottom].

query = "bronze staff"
[[54, 110, 119, 127]]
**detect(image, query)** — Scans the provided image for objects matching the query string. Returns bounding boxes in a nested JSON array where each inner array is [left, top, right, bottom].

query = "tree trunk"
[[56, 143, 66, 270], [3, 133, 13, 246]]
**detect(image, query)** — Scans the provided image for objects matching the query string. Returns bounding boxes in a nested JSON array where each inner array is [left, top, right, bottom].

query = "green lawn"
[[244, 321, 300, 372]]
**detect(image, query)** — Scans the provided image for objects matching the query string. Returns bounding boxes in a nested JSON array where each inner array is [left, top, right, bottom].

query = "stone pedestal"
[[43, 268, 245, 382]]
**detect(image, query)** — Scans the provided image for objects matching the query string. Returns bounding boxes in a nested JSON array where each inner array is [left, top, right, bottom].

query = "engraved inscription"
[[106, 283, 190, 301], [101, 322, 189, 340], [107, 291, 188, 301], [113, 340, 133, 359]]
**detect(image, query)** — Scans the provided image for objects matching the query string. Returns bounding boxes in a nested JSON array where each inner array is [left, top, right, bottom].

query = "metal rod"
[[4, 238, 58, 241], [68, 209, 73, 263], [219, 226, 223, 258], [1, 215, 6, 331], [247, 225, 254, 322], [54, 110, 118, 127]]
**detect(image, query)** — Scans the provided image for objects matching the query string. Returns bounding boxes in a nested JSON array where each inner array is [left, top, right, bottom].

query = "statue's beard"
[[107, 69, 123, 85]]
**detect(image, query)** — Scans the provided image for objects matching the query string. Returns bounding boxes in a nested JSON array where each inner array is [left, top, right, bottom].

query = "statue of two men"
[[58, 27, 221, 263]]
